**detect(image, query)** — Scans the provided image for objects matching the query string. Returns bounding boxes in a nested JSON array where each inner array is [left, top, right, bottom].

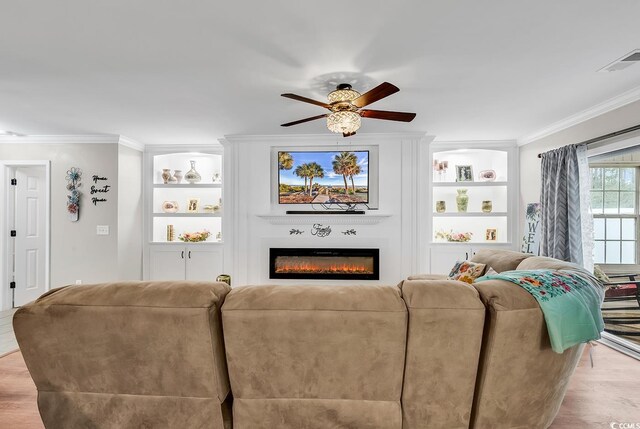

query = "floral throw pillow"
[[448, 261, 487, 284]]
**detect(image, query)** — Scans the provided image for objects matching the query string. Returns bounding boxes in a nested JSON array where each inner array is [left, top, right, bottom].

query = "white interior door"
[[14, 166, 47, 306]]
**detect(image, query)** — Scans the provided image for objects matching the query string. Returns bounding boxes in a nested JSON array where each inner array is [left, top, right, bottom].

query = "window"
[[590, 166, 638, 264]]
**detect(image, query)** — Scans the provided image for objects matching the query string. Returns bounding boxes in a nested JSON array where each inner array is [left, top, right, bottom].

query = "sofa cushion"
[[448, 260, 486, 283], [471, 249, 532, 272]]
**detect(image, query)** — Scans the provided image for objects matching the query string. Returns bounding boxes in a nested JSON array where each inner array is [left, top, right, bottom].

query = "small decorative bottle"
[[456, 189, 469, 212], [436, 200, 446, 213], [482, 200, 493, 213], [184, 160, 202, 184]]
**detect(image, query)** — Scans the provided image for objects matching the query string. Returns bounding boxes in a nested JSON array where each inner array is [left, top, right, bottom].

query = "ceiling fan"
[[280, 82, 416, 137]]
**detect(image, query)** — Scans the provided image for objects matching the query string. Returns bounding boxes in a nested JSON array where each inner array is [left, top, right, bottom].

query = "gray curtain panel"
[[540, 145, 584, 265]]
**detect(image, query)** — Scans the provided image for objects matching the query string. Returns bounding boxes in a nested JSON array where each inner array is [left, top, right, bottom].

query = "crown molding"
[[221, 132, 430, 145], [117, 135, 145, 151], [0, 134, 122, 144], [518, 85, 640, 146]]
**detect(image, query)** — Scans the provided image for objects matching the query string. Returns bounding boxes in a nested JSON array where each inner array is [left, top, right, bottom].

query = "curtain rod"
[[536, 123, 640, 158]]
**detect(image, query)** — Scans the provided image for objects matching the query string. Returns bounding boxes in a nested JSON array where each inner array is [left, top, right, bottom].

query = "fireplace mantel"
[[257, 213, 392, 225]]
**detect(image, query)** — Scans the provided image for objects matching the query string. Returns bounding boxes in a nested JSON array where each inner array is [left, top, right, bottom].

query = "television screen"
[[278, 150, 369, 204]]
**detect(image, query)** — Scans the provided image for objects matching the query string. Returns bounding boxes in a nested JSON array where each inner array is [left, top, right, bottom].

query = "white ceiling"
[[2, 0, 640, 144]]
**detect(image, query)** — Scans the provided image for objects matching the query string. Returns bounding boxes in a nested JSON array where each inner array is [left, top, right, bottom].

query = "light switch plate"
[[96, 225, 110, 235]]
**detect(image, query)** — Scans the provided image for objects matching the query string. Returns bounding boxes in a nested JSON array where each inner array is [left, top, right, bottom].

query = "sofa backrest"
[[400, 278, 485, 429], [14, 281, 232, 429], [222, 284, 407, 429], [470, 248, 533, 272]]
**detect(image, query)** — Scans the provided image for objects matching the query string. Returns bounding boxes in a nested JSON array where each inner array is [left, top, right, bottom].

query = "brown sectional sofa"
[[13, 250, 588, 429]]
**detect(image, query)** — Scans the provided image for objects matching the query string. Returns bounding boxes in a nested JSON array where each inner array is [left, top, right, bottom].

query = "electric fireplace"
[[269, 248, 379, 280]]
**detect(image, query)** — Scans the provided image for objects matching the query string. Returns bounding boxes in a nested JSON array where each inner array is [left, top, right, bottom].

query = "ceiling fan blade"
[[360, 109, 416, 122], [352, 82, 399, 108], [281, 114, 328, 127], [281, 93, 331, 109]]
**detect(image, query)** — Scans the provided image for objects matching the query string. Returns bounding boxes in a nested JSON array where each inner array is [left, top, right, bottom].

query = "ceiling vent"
[[599, 49, 640, 72]]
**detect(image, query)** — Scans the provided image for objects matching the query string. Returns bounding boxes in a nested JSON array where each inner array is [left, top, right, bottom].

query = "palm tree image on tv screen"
[[278, 151, 369, 204]]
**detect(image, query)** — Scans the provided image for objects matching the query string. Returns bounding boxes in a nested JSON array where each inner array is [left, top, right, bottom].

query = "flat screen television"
[[278, 150, 369, 204]]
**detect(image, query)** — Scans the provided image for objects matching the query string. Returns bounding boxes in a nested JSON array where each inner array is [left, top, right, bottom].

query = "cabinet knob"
[[181, 251, 184, 259], [465, 252, 468, 260], [188, 251, 191, 259]]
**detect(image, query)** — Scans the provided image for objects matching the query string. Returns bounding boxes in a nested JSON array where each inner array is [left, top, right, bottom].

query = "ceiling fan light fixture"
[[327, 87, 361, 104], [326, 111, 361, 134]]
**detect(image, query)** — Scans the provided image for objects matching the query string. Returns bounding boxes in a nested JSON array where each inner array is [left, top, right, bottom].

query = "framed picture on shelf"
[[456, 165, 474, 182], [187, 198, 200, 213], [485, 228, 497, 241]]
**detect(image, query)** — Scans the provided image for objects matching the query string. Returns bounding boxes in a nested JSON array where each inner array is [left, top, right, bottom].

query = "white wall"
[[117, 145, 143, 280], [0, 142, 119, 290], [0, 139, 144, 308], [519, 99, 640, 239]]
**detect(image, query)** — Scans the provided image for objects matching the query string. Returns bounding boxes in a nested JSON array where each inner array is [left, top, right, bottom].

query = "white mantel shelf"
[[257, 213, 392, 225]]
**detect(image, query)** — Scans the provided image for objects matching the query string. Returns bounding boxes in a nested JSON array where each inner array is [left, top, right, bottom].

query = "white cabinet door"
[[186, 247, 223, 281], [149, 247, 186, 280], [429, 246, 471, 275]]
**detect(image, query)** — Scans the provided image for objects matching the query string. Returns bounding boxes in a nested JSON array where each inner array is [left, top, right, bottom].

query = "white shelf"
[[153, 213, 222, 217], [429, 241, 512, 245], [153, 183, 222, 188], [257, 213, 392, 225], [433, 212, 508, 217], [432, 181, 508, 187]]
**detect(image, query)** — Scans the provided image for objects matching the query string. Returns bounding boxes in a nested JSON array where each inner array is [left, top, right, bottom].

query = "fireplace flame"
[[275, 261, 373, 274]]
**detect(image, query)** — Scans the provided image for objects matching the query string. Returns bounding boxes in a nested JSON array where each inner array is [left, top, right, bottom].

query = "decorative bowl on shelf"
[[178, 230, 211, 242], [435, 229, 473, 242], [479, 170, 496, 181], [161, 201, 179, 213]]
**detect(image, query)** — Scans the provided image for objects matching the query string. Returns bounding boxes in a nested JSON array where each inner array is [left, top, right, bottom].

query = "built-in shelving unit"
[[143, 146, 225, 281], [426, 141, 519, 274]]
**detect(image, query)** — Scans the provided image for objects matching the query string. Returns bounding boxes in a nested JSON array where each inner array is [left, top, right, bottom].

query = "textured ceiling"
[[1, 0, 640, 144]]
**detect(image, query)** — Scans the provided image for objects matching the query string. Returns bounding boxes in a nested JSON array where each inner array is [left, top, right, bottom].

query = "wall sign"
[[91, 174, 110, 205], [66, 167, 82, 222], [521, 202, 541, 255], [311, 224, 332, 238]]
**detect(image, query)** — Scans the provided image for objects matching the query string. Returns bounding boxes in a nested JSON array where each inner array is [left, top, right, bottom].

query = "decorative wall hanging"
[[289, 229, 304, 235], [90, 174, 110, 206], [311, 224, 332, 237], [342, 229, 357, 235], [66, 167, 82, 222], [521, 202, 541, 254]]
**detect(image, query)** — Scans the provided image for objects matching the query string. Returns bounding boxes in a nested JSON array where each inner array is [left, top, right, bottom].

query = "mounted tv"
[[278, 150, 369, 204]]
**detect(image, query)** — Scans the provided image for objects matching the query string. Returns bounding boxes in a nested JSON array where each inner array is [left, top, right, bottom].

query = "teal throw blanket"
[[476, 269, 604, 353]]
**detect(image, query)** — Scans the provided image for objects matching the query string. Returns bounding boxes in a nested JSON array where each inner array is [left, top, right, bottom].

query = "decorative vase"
[[482, 200, 493, 213], [212, 173, 221, 183], [166, 225, 175, 242], [436, 200, 446, 213], [456, 189, 469, 212], [184, 160, 201, 184], [173, 170, 183, 184], [161, 169, 172, 184]]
